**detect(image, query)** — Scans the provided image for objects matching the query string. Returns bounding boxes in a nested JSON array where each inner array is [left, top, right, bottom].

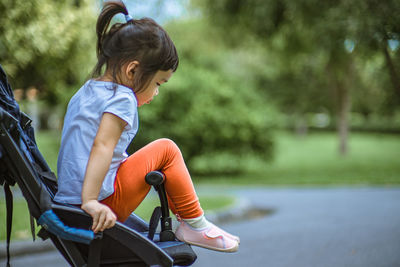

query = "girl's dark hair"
[[92, 1, 179, 93]]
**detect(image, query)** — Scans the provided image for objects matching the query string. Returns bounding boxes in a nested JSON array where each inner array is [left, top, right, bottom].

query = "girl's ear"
[[125, 60, 139, 80]]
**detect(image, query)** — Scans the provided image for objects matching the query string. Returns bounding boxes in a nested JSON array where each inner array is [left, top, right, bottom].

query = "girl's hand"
[[81, 200, 117, 233]]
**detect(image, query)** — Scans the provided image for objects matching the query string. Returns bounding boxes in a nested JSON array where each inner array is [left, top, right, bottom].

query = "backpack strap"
[[4, 182, 13, 267]]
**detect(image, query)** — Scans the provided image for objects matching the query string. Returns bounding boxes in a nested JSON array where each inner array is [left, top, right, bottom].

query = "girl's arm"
[[81, 112, 127, 233]]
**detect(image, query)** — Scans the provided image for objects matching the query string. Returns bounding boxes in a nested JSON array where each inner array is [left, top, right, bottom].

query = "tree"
[[197, 0, 400, 155], [128, 19, 277, 175], [0, 0, 97, 107]]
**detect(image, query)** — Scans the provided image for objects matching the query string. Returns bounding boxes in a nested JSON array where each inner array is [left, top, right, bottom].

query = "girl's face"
[[136, 69, 173, 107]]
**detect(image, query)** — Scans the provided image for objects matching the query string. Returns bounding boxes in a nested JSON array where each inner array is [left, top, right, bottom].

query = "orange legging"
[[101, 138, 203, 222]]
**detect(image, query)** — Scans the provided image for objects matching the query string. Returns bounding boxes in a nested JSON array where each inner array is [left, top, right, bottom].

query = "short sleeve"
[[103, 92, 137, 130]]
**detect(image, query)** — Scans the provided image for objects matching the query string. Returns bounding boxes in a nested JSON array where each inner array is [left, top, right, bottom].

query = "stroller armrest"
[[51, 203, 175, 266], [37, 209, 94, 245]]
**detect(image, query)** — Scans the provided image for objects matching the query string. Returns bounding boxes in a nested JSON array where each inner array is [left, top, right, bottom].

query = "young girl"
[[54, 1, 239, 253]]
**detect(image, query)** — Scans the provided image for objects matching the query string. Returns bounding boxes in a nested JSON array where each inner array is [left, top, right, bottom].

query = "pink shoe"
[[175, 221, 239, 253]]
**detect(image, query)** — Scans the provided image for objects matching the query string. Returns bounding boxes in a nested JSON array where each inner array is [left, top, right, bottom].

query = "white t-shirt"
[[54, 80, 138, 204]]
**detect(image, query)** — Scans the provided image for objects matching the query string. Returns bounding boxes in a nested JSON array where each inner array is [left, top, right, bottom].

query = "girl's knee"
[[155, 138, 181, 155]]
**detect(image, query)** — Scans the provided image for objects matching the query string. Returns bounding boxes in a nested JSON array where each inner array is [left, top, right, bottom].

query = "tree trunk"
[[336, 82, 351, 156], [294, 113, 308, 137], [383, 44, 400, 98], [326, 54, 353, 157]]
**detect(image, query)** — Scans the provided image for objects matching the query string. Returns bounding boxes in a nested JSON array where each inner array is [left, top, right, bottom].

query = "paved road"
[[193, 186, 400, 267], [2, 187, 400, 267]]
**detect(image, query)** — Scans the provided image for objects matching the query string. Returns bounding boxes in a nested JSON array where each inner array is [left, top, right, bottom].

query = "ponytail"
[[92, 1, 128, 78], [96, 1, 128, 58]]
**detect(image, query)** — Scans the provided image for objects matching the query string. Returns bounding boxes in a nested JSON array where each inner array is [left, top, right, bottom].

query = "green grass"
[[36, 130, 400, 186], [0, 198, 34, 241], [35, 130, 61, 174], [35, 130, 400, 186], [195, 131, 400, 186]]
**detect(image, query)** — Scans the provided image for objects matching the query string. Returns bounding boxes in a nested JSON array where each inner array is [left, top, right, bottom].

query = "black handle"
[[145, 171, 175, 241], [145, 171, 164, 186]]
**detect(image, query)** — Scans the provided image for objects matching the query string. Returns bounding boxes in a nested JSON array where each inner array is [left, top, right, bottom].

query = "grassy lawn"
[[195, 131, 400, 186], [35, 130, 400, 186], [35, 130, 61, 174]]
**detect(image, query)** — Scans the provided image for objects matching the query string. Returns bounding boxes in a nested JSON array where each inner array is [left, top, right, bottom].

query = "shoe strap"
[[205, 226, 224, 239]]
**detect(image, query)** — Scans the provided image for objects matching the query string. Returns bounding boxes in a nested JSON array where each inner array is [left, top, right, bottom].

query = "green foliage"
[[0, 0, 97, 106], [196, 0, 400, 122], [129, 20, 277, 175]]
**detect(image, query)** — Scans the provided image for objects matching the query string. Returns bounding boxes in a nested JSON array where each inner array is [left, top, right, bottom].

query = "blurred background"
[[1, 2, 400, 266], [1, 0, 399, 186]]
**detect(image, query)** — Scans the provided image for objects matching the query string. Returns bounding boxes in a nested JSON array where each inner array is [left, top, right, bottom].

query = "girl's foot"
[[175, 221, 239, 252]]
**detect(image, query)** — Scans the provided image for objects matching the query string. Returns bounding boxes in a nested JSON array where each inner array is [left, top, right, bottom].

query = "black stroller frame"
[[0, 64, 197, 267]]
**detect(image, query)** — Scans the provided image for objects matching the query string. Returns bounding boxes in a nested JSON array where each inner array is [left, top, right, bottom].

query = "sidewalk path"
[[192, 186, 400, 267], [2, 186, 400, 267]]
